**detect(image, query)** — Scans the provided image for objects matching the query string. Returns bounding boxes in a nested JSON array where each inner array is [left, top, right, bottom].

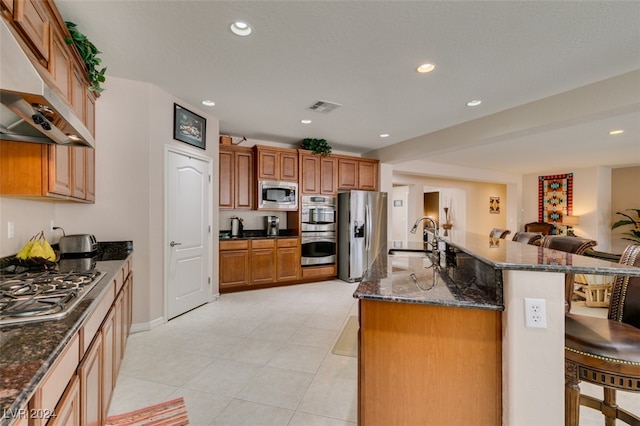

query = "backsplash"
[[219, 210, 288, 232]]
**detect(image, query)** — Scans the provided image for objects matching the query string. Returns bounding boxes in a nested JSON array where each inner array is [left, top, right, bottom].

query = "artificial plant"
[[65, 21, 107, 93], [301, 138, 332, 156]]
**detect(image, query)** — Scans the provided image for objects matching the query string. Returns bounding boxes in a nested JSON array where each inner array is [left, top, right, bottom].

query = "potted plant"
[[65, 21, 107, 93], [301, 138, 332, 156], [612, 209, 640, 243]]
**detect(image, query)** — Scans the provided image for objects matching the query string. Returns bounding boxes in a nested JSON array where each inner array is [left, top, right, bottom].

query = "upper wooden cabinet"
[[2, 0, 97, 136], [299, 150, 338, 195], [255, 146, 298, 182], [219, 146, 253, 209], [13, 0, 51, 62], [337, 156, 379, 191], [0, 141, 95, 202]]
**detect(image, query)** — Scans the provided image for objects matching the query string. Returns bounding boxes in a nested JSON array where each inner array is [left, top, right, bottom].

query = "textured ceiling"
[[56, 0, 640, 175]]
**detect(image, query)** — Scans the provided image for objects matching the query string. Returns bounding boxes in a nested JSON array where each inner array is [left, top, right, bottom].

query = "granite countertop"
[[440, 231, 640, 276], [354, 245, 503, 311], [219, 229, 299, 240], [354, 233, 640, 310], [0, 245, 132, 425]]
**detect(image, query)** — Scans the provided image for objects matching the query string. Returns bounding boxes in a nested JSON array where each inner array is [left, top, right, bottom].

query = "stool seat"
[[566, 314, 640, 370]]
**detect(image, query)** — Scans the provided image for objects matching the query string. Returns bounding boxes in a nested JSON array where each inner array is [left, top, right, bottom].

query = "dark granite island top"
[[354, 232, 640, 310], [0, 245, 133, 426]]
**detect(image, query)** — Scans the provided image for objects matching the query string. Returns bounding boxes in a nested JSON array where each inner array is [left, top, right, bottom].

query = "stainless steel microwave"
[[258, 181, 298, 210]]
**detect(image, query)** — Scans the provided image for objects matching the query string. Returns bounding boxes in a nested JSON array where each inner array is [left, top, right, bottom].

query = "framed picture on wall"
[[173, 103, 206, 149], [490, 196, 500, 214]]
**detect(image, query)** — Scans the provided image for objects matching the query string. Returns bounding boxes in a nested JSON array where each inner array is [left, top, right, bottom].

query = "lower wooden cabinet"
[[251, 239, 276, 284], [24, 258, 133, 426], [276, 238, 299, 281], [49, 376, 80, 426], [219, 238, 301, 291], [79, 333, 102, 426]]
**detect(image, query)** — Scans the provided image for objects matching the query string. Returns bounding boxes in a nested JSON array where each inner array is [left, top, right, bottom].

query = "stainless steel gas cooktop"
[[0, 269, 104, 325]]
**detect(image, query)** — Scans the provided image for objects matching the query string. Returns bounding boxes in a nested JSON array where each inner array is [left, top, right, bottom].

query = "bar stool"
[[540, 236, 597, 311], [511, 231, 542, 245], [565, 244, 640, 425], [489, 228, 511, 239]]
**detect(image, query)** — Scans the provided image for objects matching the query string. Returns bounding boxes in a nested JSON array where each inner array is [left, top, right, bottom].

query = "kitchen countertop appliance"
[[0, 233, 105, 324], [266, 215, 280, 236], [231, 217, 243, 237]]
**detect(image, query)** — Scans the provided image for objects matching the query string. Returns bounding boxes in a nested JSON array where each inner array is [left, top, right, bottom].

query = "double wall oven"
[[301, 195, 336, 266]]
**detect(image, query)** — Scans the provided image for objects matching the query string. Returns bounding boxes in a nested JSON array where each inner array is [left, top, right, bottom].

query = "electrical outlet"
[[524, 298, 547, 328], [8, 222, 15, 239], [50, 220, 55, 232]]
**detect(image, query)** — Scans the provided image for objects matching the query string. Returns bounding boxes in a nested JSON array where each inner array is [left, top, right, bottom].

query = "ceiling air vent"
[[308, 100, 342, 113]]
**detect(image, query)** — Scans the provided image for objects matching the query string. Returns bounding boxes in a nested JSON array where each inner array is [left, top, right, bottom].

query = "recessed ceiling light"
[[608, 129, 624, 135], [301, 119, 312, 124], [379, 133, 390, 138], [201, 100, 215, 107], [230, 21, 252, 36], [416, 63, 435, 73], [466, 100, 482, 107]]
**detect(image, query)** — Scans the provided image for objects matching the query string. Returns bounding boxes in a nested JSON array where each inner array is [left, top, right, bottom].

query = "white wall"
[[1, 76, 220, 327]]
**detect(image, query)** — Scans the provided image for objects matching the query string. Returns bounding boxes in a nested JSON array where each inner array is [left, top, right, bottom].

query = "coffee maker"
[[265, 215, 279, 237]]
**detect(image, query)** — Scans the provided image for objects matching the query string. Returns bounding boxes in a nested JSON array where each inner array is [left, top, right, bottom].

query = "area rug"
[[332, 316, 359, 358], [105, 397, 189, 426]]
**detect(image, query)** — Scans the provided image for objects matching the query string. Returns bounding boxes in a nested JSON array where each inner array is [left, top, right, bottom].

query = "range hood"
[[0, 19, 95, 148]]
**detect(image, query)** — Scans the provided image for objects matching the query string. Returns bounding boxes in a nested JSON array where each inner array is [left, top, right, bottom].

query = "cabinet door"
[[114, 291, 123, 376], [14, 0, 50, 61], [79, 333, 102, 426], [219, 149, 234, 208], [49, 375, 80, 426], [85, 149, 96, 202], [234, 150, 253, 209], [280, 151, 298, 182], [338, 158, 358, 190], [48, 145, 73, 196], [358, 160, 378, 191], [251, 248, 276, 284], [320, 156, 338, 195], [276, 239, 299, 281], [300, 154, 320, 194], [71, 66, 86, 122], [101, 308, 115, 420], [72, 147, 87, 199], [257, 150, 279, 180], [49, 30, 72, 101], [220, 250, 250, 287]]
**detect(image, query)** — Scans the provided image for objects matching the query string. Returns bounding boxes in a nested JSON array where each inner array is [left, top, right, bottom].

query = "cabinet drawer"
[[277, 238, 298, 248], [80, 284, 115, 356], [251, 239, 275, 249], [220, 240, 249, 251], [31, 333, 79, 419], [301, 264, 336, 279]]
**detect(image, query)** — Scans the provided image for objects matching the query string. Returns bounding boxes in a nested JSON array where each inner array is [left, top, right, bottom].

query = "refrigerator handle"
[[365, 204, 371, 251]]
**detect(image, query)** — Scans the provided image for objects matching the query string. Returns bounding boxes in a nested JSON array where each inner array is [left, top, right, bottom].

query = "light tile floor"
[[109, 279, 360, 425], [109, 282, 639, 425]]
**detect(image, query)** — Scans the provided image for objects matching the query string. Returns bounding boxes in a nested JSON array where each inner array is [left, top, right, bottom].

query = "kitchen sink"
[[387, 249, 432, 257]]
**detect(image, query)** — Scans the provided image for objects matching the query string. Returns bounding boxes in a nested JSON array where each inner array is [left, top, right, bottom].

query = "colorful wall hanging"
[[538, 173, 573, 234], [489, 197, 500, 214]]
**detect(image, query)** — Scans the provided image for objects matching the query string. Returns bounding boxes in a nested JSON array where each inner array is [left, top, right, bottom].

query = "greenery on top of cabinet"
[[301, 138, 332, 156], [65, 21, 107, 93]]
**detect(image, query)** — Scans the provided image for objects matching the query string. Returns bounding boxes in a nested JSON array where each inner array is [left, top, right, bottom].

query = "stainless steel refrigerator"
[[338, 190, 388, 282]]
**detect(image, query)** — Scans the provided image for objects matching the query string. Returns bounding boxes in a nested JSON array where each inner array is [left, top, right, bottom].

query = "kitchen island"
[[354, 232, 640, 426], [0, 245, 133, 426]]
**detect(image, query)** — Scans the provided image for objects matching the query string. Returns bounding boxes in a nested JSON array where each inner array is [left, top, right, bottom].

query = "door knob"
[[170, 241, 182, 247]]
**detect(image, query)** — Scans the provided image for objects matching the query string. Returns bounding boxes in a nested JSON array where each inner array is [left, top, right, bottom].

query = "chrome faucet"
[[410, 216, 439, 250]]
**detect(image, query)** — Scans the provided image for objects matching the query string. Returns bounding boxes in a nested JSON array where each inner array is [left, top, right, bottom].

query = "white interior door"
[[166, 148, 211, 320]]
